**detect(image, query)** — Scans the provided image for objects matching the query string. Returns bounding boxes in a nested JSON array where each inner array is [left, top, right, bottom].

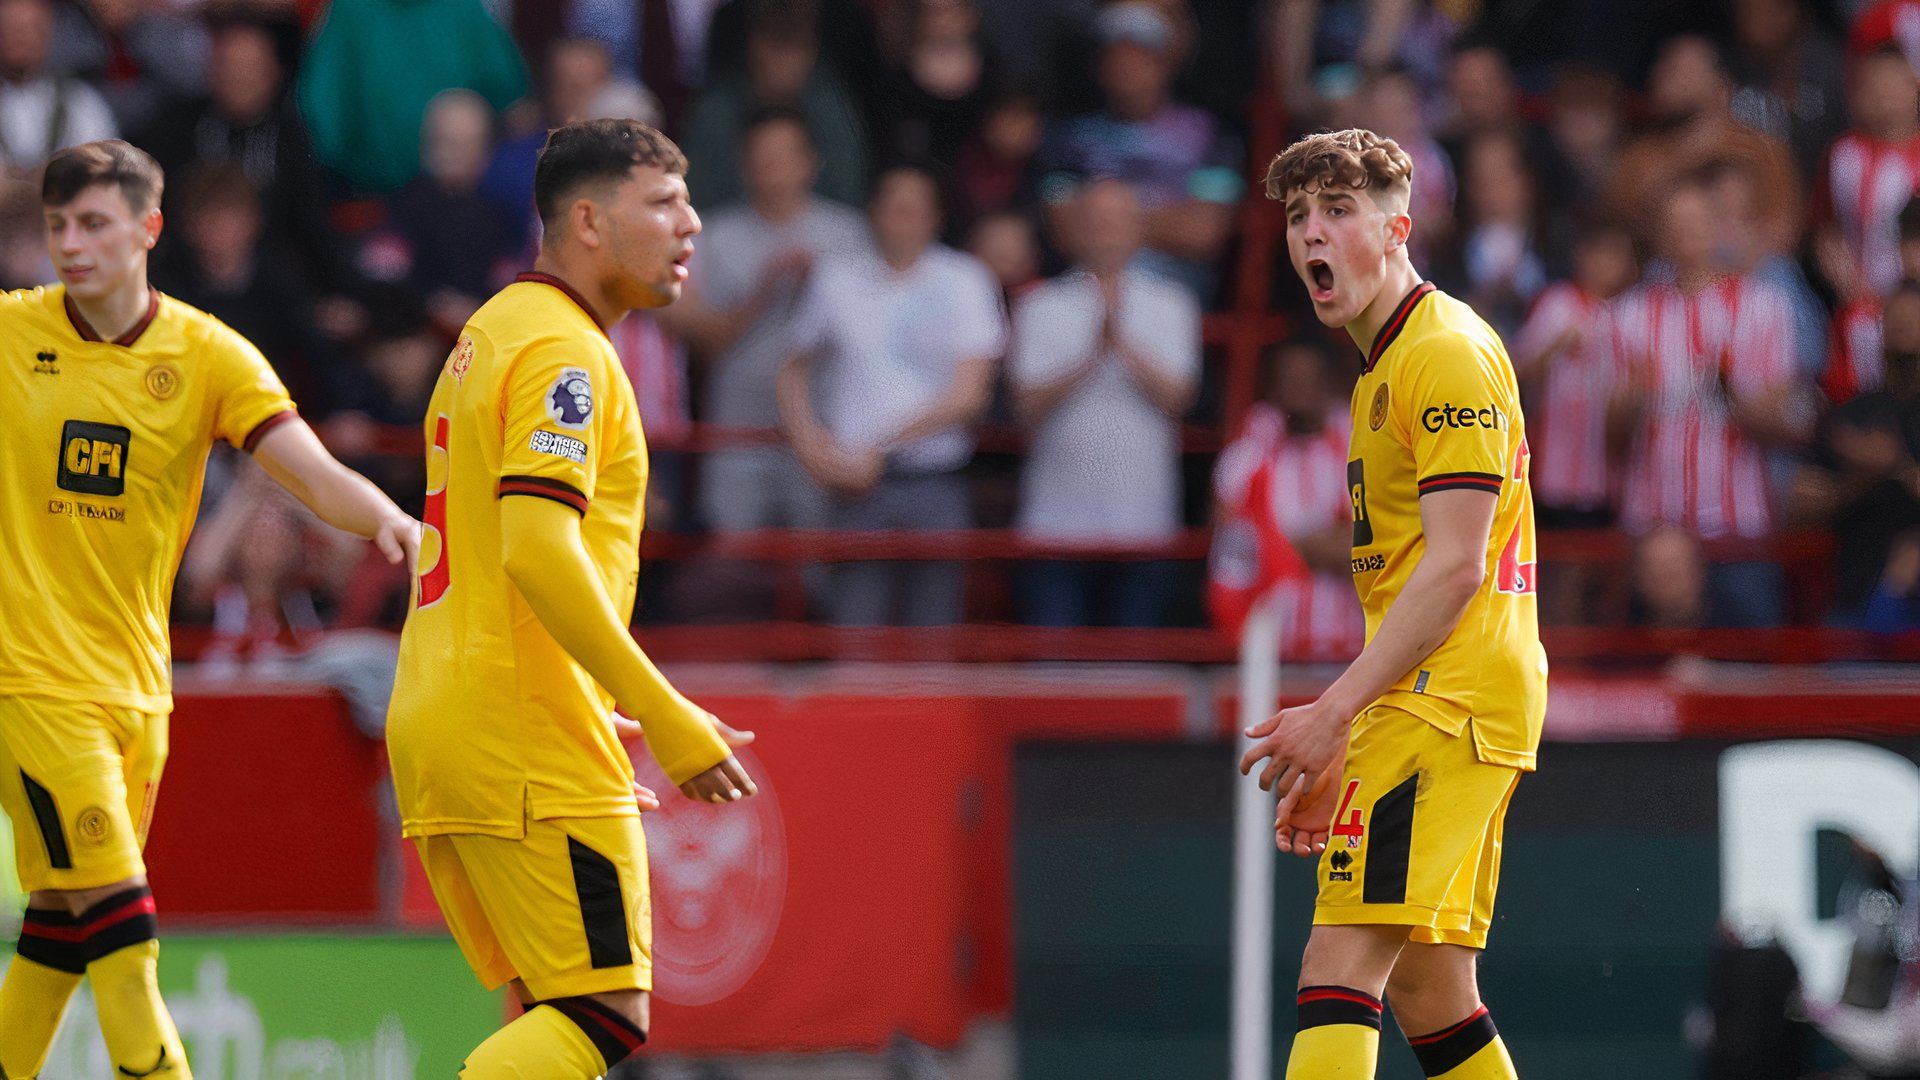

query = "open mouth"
[[1306, 259, 1335, 301]]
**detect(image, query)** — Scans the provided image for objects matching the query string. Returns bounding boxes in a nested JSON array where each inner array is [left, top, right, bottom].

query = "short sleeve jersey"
[[388, 274, 657, 838], [1347, 284, 1548, 769], [0, 285, 295, 712]]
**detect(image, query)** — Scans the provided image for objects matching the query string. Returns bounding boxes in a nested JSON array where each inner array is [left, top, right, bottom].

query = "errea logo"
[[1421, 403, 1509, 433], [57, 420, 130, 496]]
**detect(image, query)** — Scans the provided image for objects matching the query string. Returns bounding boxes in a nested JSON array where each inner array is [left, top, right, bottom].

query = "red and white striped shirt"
[[1597, 275, 1798, 539], [1212, 404, 1364, 660], [1826, 297, 1885, 403], [1512, 282, 1613, 511], [609, 311, 691, 445], [1820, 131, 1920, 296]]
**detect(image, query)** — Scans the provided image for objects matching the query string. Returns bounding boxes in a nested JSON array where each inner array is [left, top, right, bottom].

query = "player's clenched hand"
[[1273, 742, 1344, 858], [680, 755, 757, 804], [1240, 696, 1350, 798]]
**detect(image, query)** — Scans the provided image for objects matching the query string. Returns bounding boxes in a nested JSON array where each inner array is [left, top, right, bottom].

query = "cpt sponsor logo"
[[57, 420, 130, 497], [1421, 403, 1509, 434], [630, 741, 785, 1006], [47, 499, 125, 522]]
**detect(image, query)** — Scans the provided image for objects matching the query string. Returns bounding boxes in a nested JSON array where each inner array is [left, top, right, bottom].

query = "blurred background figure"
[[0, 0, 116, 175], [45, 0, 208, 135], [780, 163, 1003, 625], [1012, 178, 1197, 627]]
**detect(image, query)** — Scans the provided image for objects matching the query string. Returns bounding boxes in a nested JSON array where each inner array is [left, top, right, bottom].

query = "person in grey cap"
[[1036, 0, 1242, 299]]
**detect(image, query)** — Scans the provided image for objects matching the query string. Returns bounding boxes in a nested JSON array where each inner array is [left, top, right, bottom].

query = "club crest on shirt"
[[547, 367, 593, 429], [76, 805, 111, 845], [447, 334, 474, 382], [1369, 384, 1389, 431], [144, 363, 179, 400]]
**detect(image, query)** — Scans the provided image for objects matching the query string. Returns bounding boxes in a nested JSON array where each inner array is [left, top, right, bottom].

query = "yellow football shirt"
[[1346, 283, 1548, 770], [0, 285, 296, 713], [388, 273, 721, 839]]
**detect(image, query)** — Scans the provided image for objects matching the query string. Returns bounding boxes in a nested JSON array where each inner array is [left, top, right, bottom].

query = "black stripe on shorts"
[[1363, 773, 1418, 905], [20, 771, 71, 870], [568, 836, 634, 969]]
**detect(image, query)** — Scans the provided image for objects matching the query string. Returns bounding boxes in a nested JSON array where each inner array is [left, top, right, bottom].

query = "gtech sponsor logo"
[[1421, 403, 1509, 433]]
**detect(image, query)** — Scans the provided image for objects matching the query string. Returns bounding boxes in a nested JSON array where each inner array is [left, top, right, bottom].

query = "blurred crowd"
[[4, 0, 1919, 652]]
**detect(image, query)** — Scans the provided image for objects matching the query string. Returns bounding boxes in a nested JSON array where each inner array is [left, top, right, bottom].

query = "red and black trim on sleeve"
[[1408, 1006, 1499, 1076], [241, 409, 300, 453], [1364, 281, 1436, 373], [64, 287, 161, 347], [498, 474, 589, 515], [1295, 985, 1384, 1032], [1418, 471, 1503, 497], [15, 885, 161, 973], [515, 271, 609, 335], [545, 996, 647, 1069]]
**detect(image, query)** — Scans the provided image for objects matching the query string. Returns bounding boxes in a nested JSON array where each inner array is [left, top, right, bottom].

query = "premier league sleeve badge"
[[547, 367, 594, 429]]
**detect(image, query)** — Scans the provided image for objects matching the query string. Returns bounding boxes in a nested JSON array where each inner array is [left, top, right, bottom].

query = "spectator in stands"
[[1816, 44, 1920, 300], [143, 15, 360, 314], [955, 88, 1042, 226], [1726, 0, 1846, 181], [1709, 157, 1829, 383], [321, 298, 441, 505], [1037, 1, 1241, 299], [1360, 63, 1455, 268], [380, 89, 519, 332], [0, 0, 116, 175], [1514, 216, 1639, 530], [295, 0, 529, 194], [1264, 0, 1457, 130], [779, 163, 1005, 625], [1011, 178, 1198, 627], [1789, 282, 1920, 626], [151, 163, 327, 413], [681, 0, 869, 210], [478, 36, 660, 241], [876, 0, 999, 171], [1439, 44, 1570, 206], [1209, 336, 1364, 659], [45, 0, 208, 135], [1609, 34, 1801, 258], [1823, 195, 1920, 402], [1628, 525, 1709, 629], [968, 208, 1042, 300], [1547, 65, 1627, 218], [1599, 173, 1812, 627], [658, 107, 867, 534], [1436, 128, 1549, 342]]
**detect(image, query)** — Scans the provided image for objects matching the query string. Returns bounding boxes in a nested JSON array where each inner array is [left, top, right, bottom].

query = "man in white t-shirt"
[[0, 0, 116, 175], [1010, 177, 1200, 626], [658, 107, 868, 534], [780, 163, 1006, 625]]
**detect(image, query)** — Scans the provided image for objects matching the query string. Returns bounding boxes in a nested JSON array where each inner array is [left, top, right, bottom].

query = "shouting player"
[[386, 119, 756, 1077], [1240, 129, 1546, 1080], [0, 141, 421, 1078]]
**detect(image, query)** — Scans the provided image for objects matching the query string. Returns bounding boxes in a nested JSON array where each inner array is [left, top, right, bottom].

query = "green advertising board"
[[3, 934, 502, 1079]]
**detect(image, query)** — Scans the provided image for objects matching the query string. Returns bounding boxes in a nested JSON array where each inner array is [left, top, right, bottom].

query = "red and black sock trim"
[[1418, 472, 1503, 497], [77, 885, 160, 962], [1364, 281, 1436, 372], [1408, 1006, 1498, 1076], [1297, 985, 1383, 1032], [546, 996, 647, 1068], [15, 886, 160, 973], [15, 906, 88, 973], [498, 474, 589, 515]]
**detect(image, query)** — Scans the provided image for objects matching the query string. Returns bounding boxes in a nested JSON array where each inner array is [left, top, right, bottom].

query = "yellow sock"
[[88, 939, 191, 1078], [0, 952, 84, 1079], [461, 1004, 615, 1079], [1408, 1006, 1517, 1078], [1286, 985, 1383, 1078]]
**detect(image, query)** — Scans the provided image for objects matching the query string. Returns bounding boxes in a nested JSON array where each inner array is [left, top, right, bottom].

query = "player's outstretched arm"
[[1240, 488, 1496, 797], [251, 418, 422, 567], [500, 493, 752, 801]]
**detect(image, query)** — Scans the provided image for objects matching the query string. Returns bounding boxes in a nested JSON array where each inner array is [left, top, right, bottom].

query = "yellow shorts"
[[0, 695, 166, 894], [415, 814, 653, 1001], [1313, 705, 1521, 950]]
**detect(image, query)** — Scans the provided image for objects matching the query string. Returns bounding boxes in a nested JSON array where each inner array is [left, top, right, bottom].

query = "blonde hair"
[[1262, 128, 1414, 212]]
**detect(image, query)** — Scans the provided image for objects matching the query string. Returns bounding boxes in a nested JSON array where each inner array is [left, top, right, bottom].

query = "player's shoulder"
[[472, 278, 618, 375], [153, 291, 262, 361], [0, 284, 61, 339], [1394, 290, 1513, 382]]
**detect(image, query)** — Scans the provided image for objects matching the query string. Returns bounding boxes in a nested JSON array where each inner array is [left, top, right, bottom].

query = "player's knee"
[[1299, 924, 1409, 992]]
